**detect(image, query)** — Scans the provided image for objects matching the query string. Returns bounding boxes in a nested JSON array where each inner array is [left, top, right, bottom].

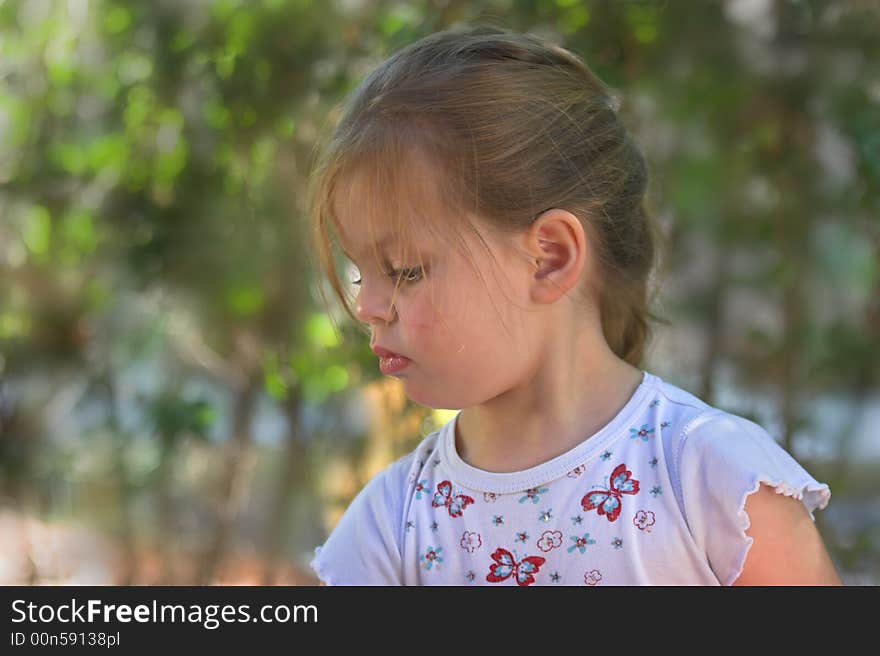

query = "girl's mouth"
[[379, 355, 411, 375]]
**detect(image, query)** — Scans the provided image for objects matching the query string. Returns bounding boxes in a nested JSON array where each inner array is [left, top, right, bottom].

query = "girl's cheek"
[[391, 282, 427, 326], [405, 294, 439, 331], [407, 277, 444, 327]]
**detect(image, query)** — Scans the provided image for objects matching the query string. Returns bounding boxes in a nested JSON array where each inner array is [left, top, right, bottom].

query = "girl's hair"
[[307, 23, 669, 367]]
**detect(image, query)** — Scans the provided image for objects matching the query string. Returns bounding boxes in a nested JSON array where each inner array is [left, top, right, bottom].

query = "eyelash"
[[351, 266, 424, 286]]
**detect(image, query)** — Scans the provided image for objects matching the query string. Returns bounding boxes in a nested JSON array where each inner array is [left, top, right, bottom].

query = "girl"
[[306, 25, 842, 585]]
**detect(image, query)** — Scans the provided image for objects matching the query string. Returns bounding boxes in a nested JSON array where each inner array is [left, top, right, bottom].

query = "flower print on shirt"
[[485, 547, 546, 587], [629, 424, 655, 442], [515, 531, 530, 544], [611, 537, 624, 550], [538, 508, 553, 523], [460, 531, 482, 553], [432, 480, 474, 518], [414, 479, 429, 500], [567, 533, 596, 554], [518, 486, 549, 504], [650, 485, 662, 497], [600, 450, 613, 461], [493, 515, 504, 527], [537, 530, 563, 553], [584, 570, 602, 586], [566, 465, 585, 478], [633, 510, 656, 532], [483, 492, 499, 503], [581, 463, 640, 523], [420, 546, 443, 571]]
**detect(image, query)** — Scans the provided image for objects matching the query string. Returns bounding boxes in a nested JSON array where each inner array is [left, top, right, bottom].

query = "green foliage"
[[145, 395, 216, 447]]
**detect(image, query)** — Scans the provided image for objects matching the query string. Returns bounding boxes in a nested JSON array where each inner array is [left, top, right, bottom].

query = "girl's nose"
[[354, 280, 396, 325]]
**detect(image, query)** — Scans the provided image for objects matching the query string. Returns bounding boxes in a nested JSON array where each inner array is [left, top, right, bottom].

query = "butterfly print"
[[580, 463, 640, 522], [485, 548, 546, 586], [432, 480, 475, 518]]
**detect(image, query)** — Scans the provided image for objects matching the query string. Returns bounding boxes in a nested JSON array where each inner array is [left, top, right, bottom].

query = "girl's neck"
[[454, 348, 644, 474]]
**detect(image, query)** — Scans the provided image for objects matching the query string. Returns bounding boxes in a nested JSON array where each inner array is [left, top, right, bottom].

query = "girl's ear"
[[525, 210, 587, 301], [528, 209, 586, 284], [534, 239, 567, 280]]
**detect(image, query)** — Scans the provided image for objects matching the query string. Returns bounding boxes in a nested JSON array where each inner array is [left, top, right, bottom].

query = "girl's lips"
[[379, 354, 411, 375], [370, 345, 404, 358], [371, 344, 411, 375]]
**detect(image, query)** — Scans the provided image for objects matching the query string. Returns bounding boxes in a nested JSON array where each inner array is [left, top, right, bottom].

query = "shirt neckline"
[[440, 369, 659, 494]]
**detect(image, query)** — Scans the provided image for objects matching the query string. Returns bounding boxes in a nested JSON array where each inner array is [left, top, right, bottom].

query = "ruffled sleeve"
[[676, 409, 832, 586], [309, 456, 411, 585]]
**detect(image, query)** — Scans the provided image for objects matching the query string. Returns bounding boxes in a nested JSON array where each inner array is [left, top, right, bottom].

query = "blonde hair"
[[307, 24, 669, 367]]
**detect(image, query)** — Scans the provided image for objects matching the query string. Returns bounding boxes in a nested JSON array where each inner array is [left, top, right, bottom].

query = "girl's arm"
[[732, 483, 842, 585]]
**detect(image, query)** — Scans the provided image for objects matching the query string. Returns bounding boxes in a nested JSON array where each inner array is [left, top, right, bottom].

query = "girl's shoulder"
[[364, 425, 447, 499], [650, 373, 715, 417], [646, 374, 828, 502], [308, 427, 447, 585], [646, 373, 789, 469], [644, 373, 721, 469]]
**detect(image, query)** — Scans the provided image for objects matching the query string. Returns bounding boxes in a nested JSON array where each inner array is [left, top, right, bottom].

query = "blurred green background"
[[1, 0, 877, 585]]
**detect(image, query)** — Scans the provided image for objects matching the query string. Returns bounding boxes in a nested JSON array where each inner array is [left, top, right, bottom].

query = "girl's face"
[[334, 185, 542, 410]]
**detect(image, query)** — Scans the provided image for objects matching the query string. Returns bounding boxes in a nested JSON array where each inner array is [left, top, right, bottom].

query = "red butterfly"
[[432, 480, 474, 518], [486, 548, 546, 586], [580, 463, 640, 522]]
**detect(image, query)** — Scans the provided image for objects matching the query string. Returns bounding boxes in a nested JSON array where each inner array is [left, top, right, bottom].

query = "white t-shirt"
[[309, 370, 831, 585]]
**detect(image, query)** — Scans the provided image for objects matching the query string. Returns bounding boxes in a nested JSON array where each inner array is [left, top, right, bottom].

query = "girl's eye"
[[350, 266, 424, 286], [397, 266, 424, 283]]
